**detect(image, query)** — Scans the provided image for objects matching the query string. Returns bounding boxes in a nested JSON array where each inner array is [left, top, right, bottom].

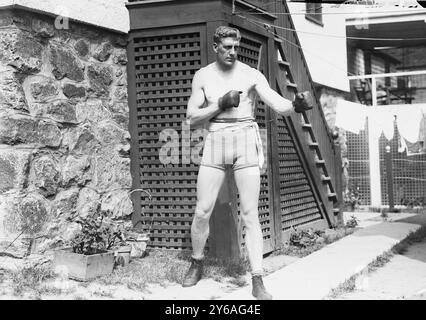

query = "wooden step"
[[309, 142, 319, 149], [302, 123, 312, 130], [321, 175, 331, 182], [315, 159, 325, 166], [287, 82, 298, 89], [278, 60, 290, 68], [328, 192, 337, 199]]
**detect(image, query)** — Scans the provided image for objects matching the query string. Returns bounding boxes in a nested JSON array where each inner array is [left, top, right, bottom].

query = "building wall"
[[386, 46, 426, 104], [0, 0, 129, 32], [0, 8, 131, 257], [287, 2, 350, 93]]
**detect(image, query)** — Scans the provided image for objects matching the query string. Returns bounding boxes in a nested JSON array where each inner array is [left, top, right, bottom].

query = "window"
[[305, 2, 323, 26]]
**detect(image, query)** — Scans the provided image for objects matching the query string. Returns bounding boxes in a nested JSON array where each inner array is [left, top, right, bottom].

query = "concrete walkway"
[[223, 212, 426, 300]]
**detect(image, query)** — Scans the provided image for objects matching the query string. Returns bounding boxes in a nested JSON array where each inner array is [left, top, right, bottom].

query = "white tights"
[[190, 166, 263, 275]]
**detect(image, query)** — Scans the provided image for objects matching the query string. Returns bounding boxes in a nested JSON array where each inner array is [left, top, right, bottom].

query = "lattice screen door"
[[131, 25, 207, 250]]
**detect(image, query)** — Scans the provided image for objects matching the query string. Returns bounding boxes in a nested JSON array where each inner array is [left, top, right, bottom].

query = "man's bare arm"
[[254, 72, 294, 116], [185, 71, 222, 127]]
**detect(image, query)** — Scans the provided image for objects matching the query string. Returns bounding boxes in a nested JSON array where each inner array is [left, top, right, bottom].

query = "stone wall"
[[0, 8, 131, 257], [0, 0, 129, 32]]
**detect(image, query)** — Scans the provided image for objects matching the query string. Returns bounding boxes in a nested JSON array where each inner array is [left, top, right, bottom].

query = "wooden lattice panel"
[[237, 35, 274, 253], [133, 31, 204, 249], [276, 117, 323, 230]]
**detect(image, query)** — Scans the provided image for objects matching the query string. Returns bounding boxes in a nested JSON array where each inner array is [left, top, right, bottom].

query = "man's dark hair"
[[213, 26, 241, 44]]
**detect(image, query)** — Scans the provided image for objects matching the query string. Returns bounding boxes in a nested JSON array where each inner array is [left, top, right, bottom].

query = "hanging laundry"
[[394, 105, 423, 143], [398, 133, 407, 153], [367, 108, 395, 140], [407, 111, 426, 155], [419, 111, 426, 148], [335, 99, 368, 134]]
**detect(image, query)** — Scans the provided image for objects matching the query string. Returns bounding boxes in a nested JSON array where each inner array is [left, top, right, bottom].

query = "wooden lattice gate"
[[126, 0, 338, 258], [128, 26, 208, 249]]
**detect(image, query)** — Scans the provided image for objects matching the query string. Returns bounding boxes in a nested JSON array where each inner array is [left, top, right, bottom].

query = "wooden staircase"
[[273, 36, 342, 227]]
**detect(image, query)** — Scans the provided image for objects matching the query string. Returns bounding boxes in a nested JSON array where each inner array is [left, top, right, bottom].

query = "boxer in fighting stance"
[[182, 26, 313, 300]]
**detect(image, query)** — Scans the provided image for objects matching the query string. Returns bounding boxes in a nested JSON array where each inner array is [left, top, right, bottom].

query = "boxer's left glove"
[[293, 91, 313, 113], [218, 90, 243, 111]]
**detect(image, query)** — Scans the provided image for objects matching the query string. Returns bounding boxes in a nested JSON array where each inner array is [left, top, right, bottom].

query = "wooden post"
[[369, 77, 382, 206], [267, 36, 282, 249], [385, 145, 395, 211], [334, 141, 344, 226], [209, 168, 241, 261], [126, 32, 143, 226]]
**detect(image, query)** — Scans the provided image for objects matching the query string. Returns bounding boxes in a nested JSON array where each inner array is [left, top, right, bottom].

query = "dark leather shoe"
[[182, 258, 203, 287], [252, 275, 272, 300]]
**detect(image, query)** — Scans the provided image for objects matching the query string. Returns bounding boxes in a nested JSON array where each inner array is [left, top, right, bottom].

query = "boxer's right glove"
[[293, 91, 313, 113], [218, 90, 243, 111]]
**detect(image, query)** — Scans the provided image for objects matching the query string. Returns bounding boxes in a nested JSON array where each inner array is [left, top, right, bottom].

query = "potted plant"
[[53, 213, 125, 281]]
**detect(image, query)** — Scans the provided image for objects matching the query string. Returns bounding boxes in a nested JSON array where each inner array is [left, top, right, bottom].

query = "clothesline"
[[335, 100, 426, 153], [336, 101, 426, 136]]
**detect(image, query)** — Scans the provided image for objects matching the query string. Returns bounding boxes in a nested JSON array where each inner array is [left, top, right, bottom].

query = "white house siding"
[[287, 2, 350, 92]]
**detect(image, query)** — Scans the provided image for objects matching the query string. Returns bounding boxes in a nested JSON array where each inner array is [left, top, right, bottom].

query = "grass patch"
[[367, 251, 393, 271], [8, 264, 55, 296], [327, 251, 393, 299], [228, 277, 248, 287], [203, 256, 249, 281], [96, 249, 249, 291], [97, 250, 189, 290], [392, 225, 426, 255], [327, 274, 357, 299]]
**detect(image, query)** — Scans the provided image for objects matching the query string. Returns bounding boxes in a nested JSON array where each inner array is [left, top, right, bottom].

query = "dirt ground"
[[2, 213, 426, 300], [0, 252, 299, 300], [332, 237, 426, 300]]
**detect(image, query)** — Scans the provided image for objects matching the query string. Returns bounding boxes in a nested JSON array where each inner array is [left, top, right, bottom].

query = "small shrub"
[[288, 228, 321, 248], [344, 187, 362, 210], [400, 197, 426, 208], [70, 213, 126, 255], [345, 215, 359, 228]]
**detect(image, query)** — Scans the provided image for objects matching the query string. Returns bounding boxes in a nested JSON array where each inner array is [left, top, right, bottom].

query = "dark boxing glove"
[[218, 90, 243, 111], [293, 91, 313, 113]]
